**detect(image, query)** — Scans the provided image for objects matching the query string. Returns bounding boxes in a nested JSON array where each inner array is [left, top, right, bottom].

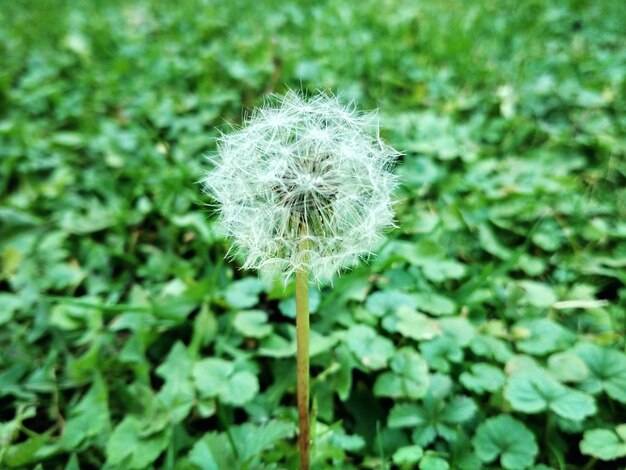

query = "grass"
[[1, 0, 625, 469]]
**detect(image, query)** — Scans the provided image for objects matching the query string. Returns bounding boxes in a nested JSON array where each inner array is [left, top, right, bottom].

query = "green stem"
[[295, 268, 310, 470]]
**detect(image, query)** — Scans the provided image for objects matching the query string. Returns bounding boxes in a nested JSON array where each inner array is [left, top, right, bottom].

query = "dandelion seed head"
[[203, 91, 400, 283]]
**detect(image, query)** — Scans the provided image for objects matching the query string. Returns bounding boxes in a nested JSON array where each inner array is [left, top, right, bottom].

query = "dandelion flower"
[[203, 91, 400, 284], [202, 91, 399, 470]]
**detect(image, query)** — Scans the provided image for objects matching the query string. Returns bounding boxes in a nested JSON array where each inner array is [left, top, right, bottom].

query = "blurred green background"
[[1, 0, 625, 469]]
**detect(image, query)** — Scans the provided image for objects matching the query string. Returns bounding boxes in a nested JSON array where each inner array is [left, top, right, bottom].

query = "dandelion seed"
[[202, 91, 400, 284]]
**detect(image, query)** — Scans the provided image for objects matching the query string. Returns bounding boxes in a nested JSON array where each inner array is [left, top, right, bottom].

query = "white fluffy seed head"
[[203, 91, 400, 284]]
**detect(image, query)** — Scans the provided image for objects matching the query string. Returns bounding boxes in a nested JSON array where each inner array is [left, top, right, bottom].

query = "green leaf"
[[580, 425, 626, 461], [61, 375, 110, 449], [574, 342, 626, 404], [3, 433, 51, 468], [388, 375, 475, 445], [505, 370, 596, 421], [422, 260, 467, 282], [469, 334, 513, 363], [310, 328, 339, 356], [392, 445, 424, 465], [155, 342, 195, 422], [345, 325, 395, 370], [65, 454, 80, 470], [532, 220, 565, 251], [421, 335, 464, 372], [473, 415, 538, 470], [188, 420, 296, 469], [414, 292, 456, 316], [440, 395, 478, 424], [278, 288, 320, 318], [392, 239, 446, 266], [188, 432, 233, 470], [389, 403, 426, 428], [478, 224, 512, 260], [517, 281, 557, 308], [105, 416, 170, 469], [156, 342, 193, 385], [233, 310, 272, 338], [394, 308, 442, 341], [460, 363, 505, 394], [513, 319, 576, 355], [547, 351, 589, 383], [224, 278, 264, 309], [439, 317, 476, 346], [258, 333, 294, 358], [449, 429, 482, 470], [170, 213, 218, 243], [193, 358, 259, 406], [59, 199, 116, 235], [420, 454, 450, 470], [366, 289, 418, 317], [329, 428, 366, 452], [506, 354, 543, 375], [373, 347, 429, 399], [0, 293, 21, 326], [193, 358, 232, 397], [231, 420, 297, 463]]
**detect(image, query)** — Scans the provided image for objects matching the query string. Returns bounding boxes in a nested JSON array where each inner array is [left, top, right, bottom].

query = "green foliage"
[[392, 445, 423, 466], [193, 358, 259, 406], [105, 415, 170, 469], [188, 420, 296, 469], [473, 415, 539, 470], [580, 425, 626, 461], [373, 347, 429, 399], [460, 362, 505, 394], [345, 325, 395, 370], [389, 375, 477, 446], [574, 342, 626, 404], [1, 0, 625, 468], [505, 369, 597, 421]]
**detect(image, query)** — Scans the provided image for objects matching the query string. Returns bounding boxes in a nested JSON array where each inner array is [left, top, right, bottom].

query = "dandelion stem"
[[295, 265, 310, 470]]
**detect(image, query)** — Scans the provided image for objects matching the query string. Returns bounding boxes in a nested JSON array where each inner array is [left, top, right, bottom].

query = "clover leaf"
[[421, 334, 464, 372], [513, 319, 575, 355], [389, 375, 477, 446], [460, 363, 505, 394], [574, 342, 626, 404], [420, 453, 450, 470], [155, 342, 195, 422], [345, 324, 395, 370], [439, 317, 476, 346], [224, 278, 264, 309], [392, 445, 424, 466], [189, 420, 296, 469], [106, 415, 170, 469], [505, 370, 596, 421], [393, 308, 442, 341], [366, 290, 418, 317], [473, 415, 538, 470], [580, 425, 626, 461], [61, 375, 110, 449], [547, 351, 589, 383], [517, 281, 557, 308], [422, 259, 467, 283], [374, 347, 429, 399], [233, 310, 272, 338], [278, 288, 320, 318], [469, 334, 513, 363], [192, 358, 259, 406], [414, 292, 456, 316]]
